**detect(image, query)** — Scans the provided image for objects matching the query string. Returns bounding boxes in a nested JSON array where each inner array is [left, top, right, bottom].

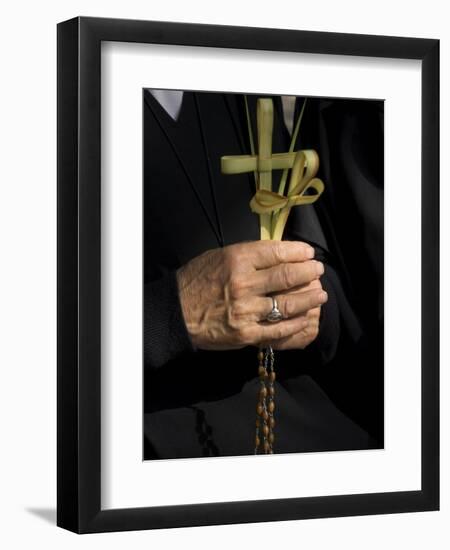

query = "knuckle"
[[224, 245, 248, 269], [282, 297, 295, 318], [231, 300, 246, 317], [228, 301, 250, 327], [231, 250, 245, 266], [281, 264, 297, 288], [226, 309, 239, 332], [271, 241, 286, 263], [228, 274, 245, 299]]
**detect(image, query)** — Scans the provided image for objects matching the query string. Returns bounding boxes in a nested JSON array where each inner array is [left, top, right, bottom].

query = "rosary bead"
[[269, 386, 275, 397], [258, 351, 264, 361], [258, 366, 267, 378], [259, 386, 267, 398], [262, 424, 269, 436], [268, 400, 275, 413], [256, 403, 264, 416], [269, 371, 276, 383], [263, 440, 270, 452], [269, 433, 275, 444], [262, 410, 269, 421], [269, 416, 275, 429]]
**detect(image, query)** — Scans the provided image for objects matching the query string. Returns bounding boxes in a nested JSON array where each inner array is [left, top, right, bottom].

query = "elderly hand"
[[176, 240, 327, 351]]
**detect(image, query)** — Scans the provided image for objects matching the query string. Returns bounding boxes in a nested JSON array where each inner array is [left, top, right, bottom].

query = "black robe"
[[142, 90, 383, 459]]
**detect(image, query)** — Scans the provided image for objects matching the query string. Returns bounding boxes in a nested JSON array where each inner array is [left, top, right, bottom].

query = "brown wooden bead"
[[269, 433, 275, 444], [269, 371, 276, 383], [262, 424, 269, 436], [256, 403, 264, 416], [269, 416, 275, 429], [269, 386, 275, 397], [259, 386, 267, 398], [263, 440, 270, 452], [257, 351, 264, 361], [258, 366, 267, 378], [268, 400, 275, 413], [262, 409, 269, 421]]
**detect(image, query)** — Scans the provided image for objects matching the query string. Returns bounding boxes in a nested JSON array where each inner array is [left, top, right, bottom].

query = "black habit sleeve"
[[143, 270, 195, 369]]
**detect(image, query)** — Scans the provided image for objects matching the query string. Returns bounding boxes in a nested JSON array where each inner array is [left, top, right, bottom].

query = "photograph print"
[[142, 89, 384, 460]]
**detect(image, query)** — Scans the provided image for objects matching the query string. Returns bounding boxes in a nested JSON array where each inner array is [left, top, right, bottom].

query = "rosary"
[[221, 96, 325, 454], [255, 347, 275, 453]]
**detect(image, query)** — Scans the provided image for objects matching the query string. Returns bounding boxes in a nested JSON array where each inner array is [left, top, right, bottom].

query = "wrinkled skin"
[[176, 240, 327, 351]]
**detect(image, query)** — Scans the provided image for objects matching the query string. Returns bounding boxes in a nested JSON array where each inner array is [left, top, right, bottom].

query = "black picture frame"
[[57, 16, 439, 533]]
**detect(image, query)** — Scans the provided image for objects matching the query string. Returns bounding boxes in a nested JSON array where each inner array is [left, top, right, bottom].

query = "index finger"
[[243, 240, 315, 270]]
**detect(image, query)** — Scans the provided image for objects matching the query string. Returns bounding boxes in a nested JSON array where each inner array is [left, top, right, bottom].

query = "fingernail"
[[318, 291, 328, 304], [315, 261, 324, 276], [305, 246, 315, 259]]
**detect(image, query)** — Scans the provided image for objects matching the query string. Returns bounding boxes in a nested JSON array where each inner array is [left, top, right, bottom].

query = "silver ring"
[[266, 297, 283, 323]]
